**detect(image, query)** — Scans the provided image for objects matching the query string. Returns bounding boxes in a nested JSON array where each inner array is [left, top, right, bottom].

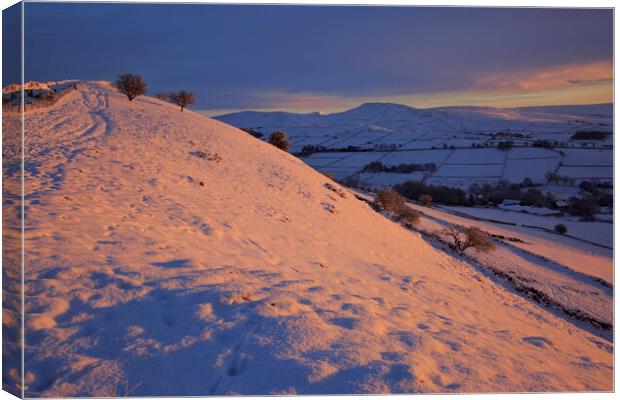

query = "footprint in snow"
[[329, 317, 359, 330], [522, 336, 553, 348], [226, 353, 250, 377]]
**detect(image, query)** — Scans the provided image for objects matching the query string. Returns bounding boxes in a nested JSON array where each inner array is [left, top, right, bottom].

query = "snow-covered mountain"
[[2, 82, 612, 396], [216, 102, 613, 130]]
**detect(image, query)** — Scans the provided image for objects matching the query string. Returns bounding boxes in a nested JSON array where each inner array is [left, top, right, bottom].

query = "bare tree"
[[115, 73, 147, 101], [442, 226, 495, 252], [171, 90, 196, 111]]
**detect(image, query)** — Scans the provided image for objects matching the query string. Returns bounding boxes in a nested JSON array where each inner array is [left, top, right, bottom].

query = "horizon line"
[[203, 100, 613, 118]]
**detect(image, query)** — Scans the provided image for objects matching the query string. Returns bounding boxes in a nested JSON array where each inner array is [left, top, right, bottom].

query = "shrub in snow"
[[115, 73, 147, 101], [443, 226, 495, 253], [155, 92, 170, 101], [397, 207, 420, 225], [324, 203, 336, 213], [554, 224, 567, 234], [373, 188, 405, 214], [268, 131, 289, 152], [418, 194, 432, 205], [171, 90, 196, 111], [324, 183, 347, 199], [194, 150, 222, 163]]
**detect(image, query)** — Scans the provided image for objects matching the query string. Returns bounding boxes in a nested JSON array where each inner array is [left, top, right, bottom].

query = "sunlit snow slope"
[[3, 82, 612, 396]]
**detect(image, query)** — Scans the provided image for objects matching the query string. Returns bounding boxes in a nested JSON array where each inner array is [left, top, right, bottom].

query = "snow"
[[498, 203, 560, 216], [503, 158, 561, 183], [435, 164, 503, 178], [3, 82, 612, 396], [539, 184, 583, 200], [445, 148, 506, 164], [378, 149, 451, 165], [506, 147, 560, 159], [560, 149, 613, 166], [556, 166, 612, 180], [325, 152, 388, 168], [2, 80, 78, 94], [356, 172, 427, 188]]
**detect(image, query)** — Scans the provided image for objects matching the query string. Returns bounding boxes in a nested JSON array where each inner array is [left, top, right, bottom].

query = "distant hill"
[[215, 102, 613, 129]]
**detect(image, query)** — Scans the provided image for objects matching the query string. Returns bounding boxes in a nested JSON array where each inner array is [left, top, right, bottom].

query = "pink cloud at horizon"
[[471, 61, 612, 92]]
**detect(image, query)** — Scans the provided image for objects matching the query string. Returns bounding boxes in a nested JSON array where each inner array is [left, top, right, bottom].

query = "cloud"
[[201, 90, 352, 113], [471, 61, 612, 92]]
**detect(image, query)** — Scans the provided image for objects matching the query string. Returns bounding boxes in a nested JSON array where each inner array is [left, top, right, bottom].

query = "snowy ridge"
[[3, 82, 612, 396]]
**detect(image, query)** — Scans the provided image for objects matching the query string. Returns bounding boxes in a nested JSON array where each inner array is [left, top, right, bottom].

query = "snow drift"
[[2, 82, 612, 396]]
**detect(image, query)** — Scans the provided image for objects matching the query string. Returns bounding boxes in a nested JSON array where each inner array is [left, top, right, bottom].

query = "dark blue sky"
[[14, 3, 614, 113]]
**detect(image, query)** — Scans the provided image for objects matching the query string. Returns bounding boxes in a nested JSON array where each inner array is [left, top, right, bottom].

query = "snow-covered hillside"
[[216, 103, 613, 188], [2, 82, 612, 396]]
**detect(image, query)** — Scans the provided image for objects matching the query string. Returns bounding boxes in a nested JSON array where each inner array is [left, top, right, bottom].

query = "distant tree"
[[418, 194, 433, 205], [521, 177, 534, 187], [115, 73, 147, 101], [571, 130, 610, 141], [268, 131, 289, 151], [554, 224, 567, 234], [373, 188, 406, 214], [597, 192, 613, 208], [568, 196, 599, 221], [579, 180, 595, 193], [443, 226, 495, 253], [155, 92, 170, 101], [497, 141, 514, 150], [394, 181, 468, 206], [363, 161, 385, 172], [520, 188, 548, 208], [171, 90, 196, 111]]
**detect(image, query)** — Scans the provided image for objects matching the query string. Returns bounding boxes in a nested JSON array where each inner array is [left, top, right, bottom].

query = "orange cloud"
[[472, 61, 613, 91]]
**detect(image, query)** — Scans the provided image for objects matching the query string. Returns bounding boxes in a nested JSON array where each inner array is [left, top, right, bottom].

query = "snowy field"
[[2, 82, 612, 397], [400, 200, 612, 332], [441, 206, 613, 250], [217, 103, 613, 190]]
